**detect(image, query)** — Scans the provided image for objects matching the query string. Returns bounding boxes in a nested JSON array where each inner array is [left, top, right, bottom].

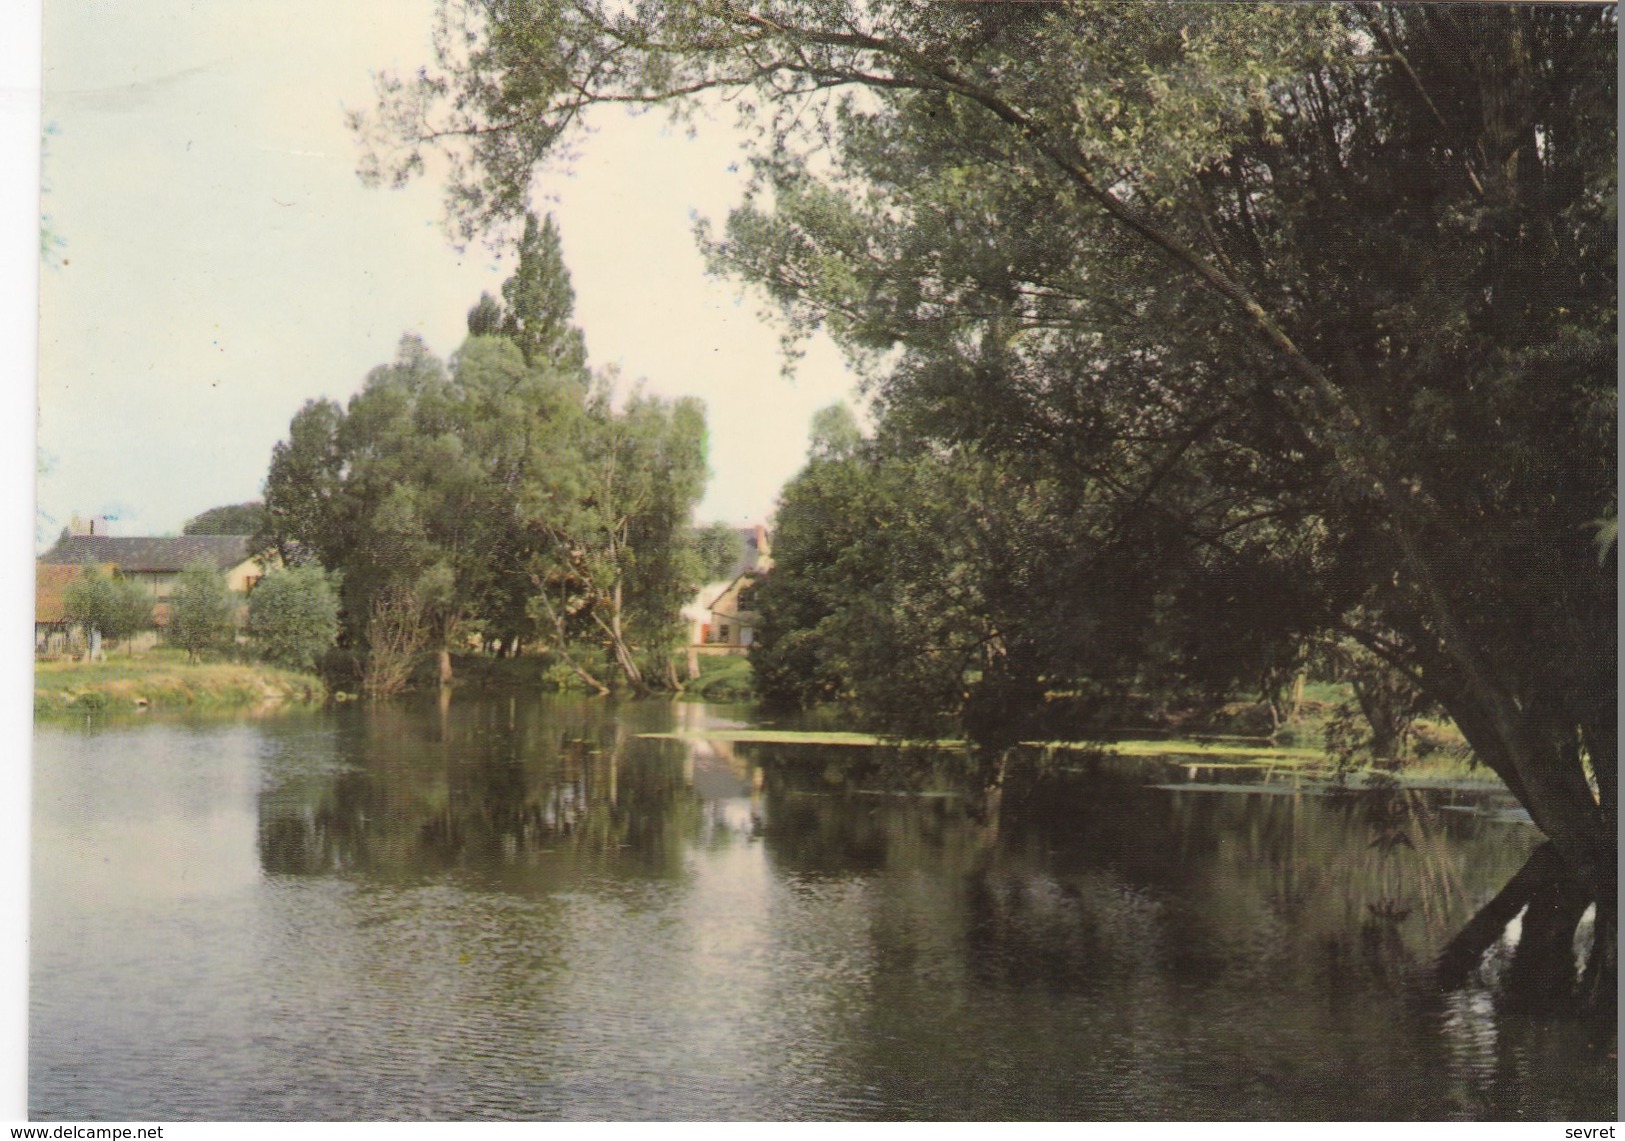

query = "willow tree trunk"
[[595, 578, 651, 696]]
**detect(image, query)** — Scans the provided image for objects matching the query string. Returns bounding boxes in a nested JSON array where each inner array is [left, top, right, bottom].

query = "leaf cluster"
[[62, 565, 153, 649]]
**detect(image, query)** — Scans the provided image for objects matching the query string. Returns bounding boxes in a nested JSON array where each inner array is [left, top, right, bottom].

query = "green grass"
[[34, 650, 325, 719]]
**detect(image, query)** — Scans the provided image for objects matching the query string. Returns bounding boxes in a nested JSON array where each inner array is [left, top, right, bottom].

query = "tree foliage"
[[183, 502, 265, 536], [247, 566, 341, 672], [519, 380, 710, 693], [501, 212, 589, 375], [354, 2, 1616, 906], [167, 560, 237, 661], [260, 220, 713, 691], [693, 521, 745, 582]]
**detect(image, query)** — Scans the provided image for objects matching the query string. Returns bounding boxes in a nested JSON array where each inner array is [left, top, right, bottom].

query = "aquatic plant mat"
[[637, 729, 959, 747], [641, 729, 1320, 762], [639, 729, 1499, 796]]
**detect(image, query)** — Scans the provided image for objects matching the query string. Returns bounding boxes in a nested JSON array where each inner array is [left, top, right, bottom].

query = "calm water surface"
[[31, 696, 1614, 1120]]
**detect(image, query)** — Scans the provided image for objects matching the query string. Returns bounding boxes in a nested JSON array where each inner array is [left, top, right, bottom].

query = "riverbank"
[[34, 652, 326, 718]]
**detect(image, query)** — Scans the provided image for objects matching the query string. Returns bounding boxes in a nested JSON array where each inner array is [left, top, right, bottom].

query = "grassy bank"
[[35, 650, 326, 719]]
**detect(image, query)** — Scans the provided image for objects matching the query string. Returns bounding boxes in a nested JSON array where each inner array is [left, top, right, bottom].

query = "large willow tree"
[[354, 1, 1616, 1003]]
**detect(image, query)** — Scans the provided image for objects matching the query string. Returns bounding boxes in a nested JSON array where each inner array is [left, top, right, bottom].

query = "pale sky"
[[31, 0, 863, 543]]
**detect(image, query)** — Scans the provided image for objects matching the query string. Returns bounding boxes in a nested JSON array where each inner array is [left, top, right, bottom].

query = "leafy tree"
[[519, 381, 710, 693], [183, 502, 265, 536], [261, 335, 524, 681], [62, 566, 152, 656], [260, 340, 710, 692], [757, 423, 1106, 747], [247, 566, 341, 672], [501, 212, 589, 376], [693, 522, 745, 582], [1317, 636, 1434, 767], [262, 213, 611, 685], [254, 397, 347, 569], [166, 559, 237, 661], [807, 403, 863, 463]]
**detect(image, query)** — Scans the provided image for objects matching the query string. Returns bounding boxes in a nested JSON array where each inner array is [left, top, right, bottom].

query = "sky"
[[31, 0, 864, 544]]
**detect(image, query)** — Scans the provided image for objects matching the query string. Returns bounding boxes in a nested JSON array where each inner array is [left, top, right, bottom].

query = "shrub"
[[247, 565, 340, 672]]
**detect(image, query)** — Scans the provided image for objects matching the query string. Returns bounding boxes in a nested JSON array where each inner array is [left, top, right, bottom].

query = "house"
[[34, 563, 93, 655], [38, 534, 271, 599], [37, 534, 275, 653], [683, 525, 773, 670], [687, 572, 765, 652]]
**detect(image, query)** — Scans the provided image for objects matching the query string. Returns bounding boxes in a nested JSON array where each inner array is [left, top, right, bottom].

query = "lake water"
[[30, 696, 1615, 1120]]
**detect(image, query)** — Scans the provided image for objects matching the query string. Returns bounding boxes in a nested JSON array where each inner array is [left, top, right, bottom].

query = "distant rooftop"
[[731, 523, 773, 579], [39, 535, 255, 574]]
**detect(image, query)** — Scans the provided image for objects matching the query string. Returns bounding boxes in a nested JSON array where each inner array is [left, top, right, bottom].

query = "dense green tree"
[[758, 422, 1153, 747], [254, 397, 347, 569], [466, 291, 504, 338], [692, 521, 745, 582], [247, 566, 341, 672], [518, 380, 710, 693], [166, 560, 237, 661], [500, 212, 589, 376], [260, 343, 711, 691], [183, 502, 265, 536], [62, 566, 152, 657], [280, 333, 539, 683], [354, 0, 1615, 909], [807, 403, 863, 463]]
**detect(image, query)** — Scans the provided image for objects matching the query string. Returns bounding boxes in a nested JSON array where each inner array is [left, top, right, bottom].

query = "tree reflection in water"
[[238, 698, 1609, 1117], [257, 697, 713, 886]]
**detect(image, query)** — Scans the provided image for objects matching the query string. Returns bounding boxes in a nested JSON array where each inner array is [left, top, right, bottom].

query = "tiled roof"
[[34, 563, 83, 625], [39, 535, 255, 574]]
